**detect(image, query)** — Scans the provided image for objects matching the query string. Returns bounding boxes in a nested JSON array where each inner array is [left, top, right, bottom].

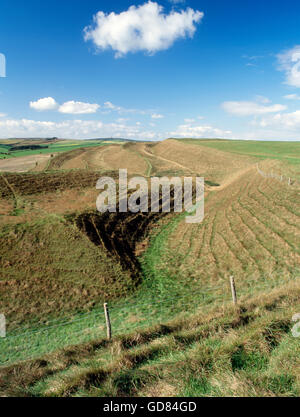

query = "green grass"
[[0, 211, 217, 366], [0, 140, 124, 159], [176, 139, 300, 164], [1, 279, 299, 397], [0, 205, 298, 367], [0, 145, 10, 154], [0, 138, 299, 395], [0, 200, 299, 395]]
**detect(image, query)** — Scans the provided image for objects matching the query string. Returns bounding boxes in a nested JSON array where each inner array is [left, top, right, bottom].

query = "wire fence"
[[256, 163, 298, 187], [0, 273, 298, 367]]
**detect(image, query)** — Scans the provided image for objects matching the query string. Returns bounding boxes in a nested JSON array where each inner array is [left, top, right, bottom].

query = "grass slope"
[[0, 138, 299, 396], [176, 139, 300, 167], [0, 278, 299, 397], [0, 215, 134, 332]]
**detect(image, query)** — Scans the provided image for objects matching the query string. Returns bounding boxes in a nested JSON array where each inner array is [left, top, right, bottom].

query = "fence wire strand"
[[0, 274, 298, 367]]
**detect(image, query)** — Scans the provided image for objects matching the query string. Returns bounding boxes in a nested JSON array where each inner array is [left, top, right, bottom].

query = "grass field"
[[0, 138, 126, 161], [177, 139, 300, 167], [0, 138, 299, 397]]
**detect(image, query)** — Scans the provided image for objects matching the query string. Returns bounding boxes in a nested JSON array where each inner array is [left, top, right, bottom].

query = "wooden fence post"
[[104, 303, 112, 340], [230, 276, 237, 306]]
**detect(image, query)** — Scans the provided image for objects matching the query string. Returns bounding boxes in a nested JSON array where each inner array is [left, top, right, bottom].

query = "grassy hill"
[[176, 139, 300, 176], [0, 139, 299, 396]]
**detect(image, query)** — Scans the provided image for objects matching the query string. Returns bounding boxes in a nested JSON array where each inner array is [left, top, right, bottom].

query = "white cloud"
[[103, 101, 149, 115], [0, 118, 160, 140], [222, 101, 287, 116], [0, 113, 6, 117], [256, 110, 300, 130], [169, 123, 232, 138], [239, 109, 300, 140], [103, 101, 121, 111], [84, 1, 203, 57], [30, 98, 150, 117], [30, 97, 58, 111], [184, 118, 195, 123], [58, 101, 100, 114], [277, 45, 300, 88], [242, 55, 264, 61], [30, 97, 99, 114], [242, 55, 264, 68], [283, 94, 300, 100], [151, 113, 164, 119], [116, 117, 129, 123], [255, 95, 271, 104]]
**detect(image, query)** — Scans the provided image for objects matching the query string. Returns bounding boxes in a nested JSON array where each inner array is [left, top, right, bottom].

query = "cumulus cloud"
[[283, 93, 300, 100], [84, 1, 203, 57], [222, 101, 287, 116], [256, 110, 300, 130], [0, 117, 159, 140], [277, 45, 300, 88], [151, 113, 164, 119], [58, 101, 100, 114], [255, 95, 271, 104], [29, 97, 58, 111], [30, 98, 149, 116], [169, 123, 232, 139]]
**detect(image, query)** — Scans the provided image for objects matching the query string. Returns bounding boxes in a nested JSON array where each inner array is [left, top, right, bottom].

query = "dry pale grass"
[[0, 216, 134, 330], [25, 187, 99, 215], [166, 167, 299, 290], [0, 139, 299, 397], [51, 144, 149, 175], [151, 139, 256, 182], [139, 380, 178, 397], [99, 144, 148, 175], [0, 154, 53, 173]]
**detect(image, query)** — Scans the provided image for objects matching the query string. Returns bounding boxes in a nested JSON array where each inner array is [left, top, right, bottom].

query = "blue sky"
[[1, 0, 300, 140]]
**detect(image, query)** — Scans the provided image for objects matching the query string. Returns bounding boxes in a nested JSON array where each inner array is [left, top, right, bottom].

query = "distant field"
[[0, 139, 124, 160], [0, 153, 53, 172], [0, 139, 127, 172]]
